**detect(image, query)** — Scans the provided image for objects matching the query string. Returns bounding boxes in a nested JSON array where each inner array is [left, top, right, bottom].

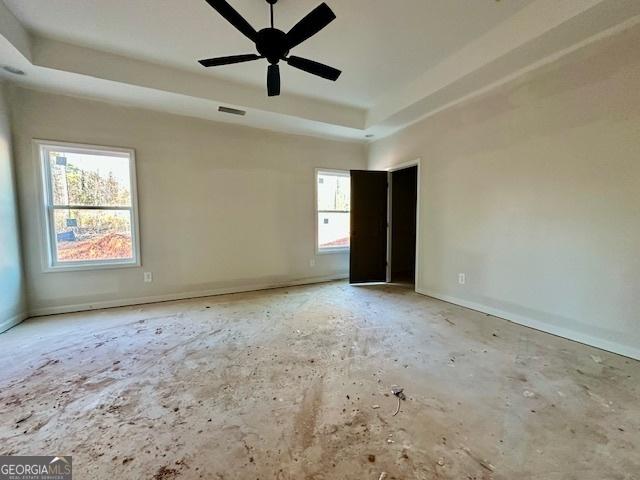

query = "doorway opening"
[[349, 161, 420, 289], [388, 165, 418, 286]]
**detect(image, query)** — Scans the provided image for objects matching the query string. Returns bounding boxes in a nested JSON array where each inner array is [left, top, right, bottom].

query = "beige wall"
[[0, 83, 26, 331], [9, 87, 366, 314], [368, 26, 640, 359]]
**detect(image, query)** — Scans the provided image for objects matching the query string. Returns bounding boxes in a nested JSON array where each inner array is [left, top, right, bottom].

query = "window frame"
[[315, 168, 351, 255], [35, 139, 142, 272]]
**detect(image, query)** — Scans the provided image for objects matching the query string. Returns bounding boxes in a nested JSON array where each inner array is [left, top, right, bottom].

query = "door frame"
[[385, 159, 421, 291]]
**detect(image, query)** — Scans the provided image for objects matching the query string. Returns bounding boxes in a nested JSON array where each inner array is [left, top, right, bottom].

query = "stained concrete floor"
[[0, 281, 638, 480]]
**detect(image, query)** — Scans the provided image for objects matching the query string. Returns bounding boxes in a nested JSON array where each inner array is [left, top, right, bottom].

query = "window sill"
[[43, 260, 141, 273], [317, 247, 350, 255]]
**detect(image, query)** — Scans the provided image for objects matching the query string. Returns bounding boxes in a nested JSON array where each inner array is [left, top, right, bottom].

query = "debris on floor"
[[391, 386, 405, 398], [391, 385, 406, 416], [15, 412, 33, 425], [152, 465, 179, 480], [461, 446, 496, 472]]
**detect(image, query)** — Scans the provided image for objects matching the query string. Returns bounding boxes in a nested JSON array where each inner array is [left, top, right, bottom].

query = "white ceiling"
[[4, 0, 533, 108], [1, 0, 639, 141]]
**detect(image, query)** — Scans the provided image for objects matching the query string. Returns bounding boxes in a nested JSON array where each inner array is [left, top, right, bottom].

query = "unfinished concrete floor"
[[0, 281, 638, 479]]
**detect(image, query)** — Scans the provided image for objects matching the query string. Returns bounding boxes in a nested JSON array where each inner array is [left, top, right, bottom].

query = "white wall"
[[9, 86, 366, 315], [0, 82, 26, 331], [368, 26, 640, 359]]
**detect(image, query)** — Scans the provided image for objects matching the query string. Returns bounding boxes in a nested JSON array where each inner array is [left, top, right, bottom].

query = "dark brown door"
[[390, 166, 418, 284], [350, 170, 388, 283]]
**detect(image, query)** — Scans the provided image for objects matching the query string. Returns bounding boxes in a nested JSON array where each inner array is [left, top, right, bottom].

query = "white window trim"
[[34, 139, 142, 272], [315, 168, 350, 255]]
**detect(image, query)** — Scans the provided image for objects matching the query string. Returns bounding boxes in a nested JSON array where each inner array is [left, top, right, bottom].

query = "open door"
[[390, 166, 418, 284], [350, 170, 388, 283]]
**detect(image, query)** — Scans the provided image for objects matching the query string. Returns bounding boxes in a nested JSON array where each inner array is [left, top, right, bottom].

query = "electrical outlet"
[[309, 259, 316, 267], [144, 272, 153, 283], [458, 273, 466, 285]]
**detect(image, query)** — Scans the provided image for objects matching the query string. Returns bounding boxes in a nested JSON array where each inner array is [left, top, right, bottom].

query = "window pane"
[[53, 209, 134, 263], [318, 212, 350, 249], [49, 151, 132, 207], [318, 173, 350, 211]]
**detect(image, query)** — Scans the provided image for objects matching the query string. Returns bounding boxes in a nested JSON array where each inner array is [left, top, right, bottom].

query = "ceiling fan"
[[198, 0, 342, 97]]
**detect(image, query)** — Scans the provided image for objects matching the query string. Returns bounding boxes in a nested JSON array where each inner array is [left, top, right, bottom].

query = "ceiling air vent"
[[218, 106, 246, 116], [2, 65, 25, 75]]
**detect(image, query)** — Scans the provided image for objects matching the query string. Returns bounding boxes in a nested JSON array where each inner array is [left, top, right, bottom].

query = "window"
[[316, 169, 350, 252], [37, 141, 140, 271]]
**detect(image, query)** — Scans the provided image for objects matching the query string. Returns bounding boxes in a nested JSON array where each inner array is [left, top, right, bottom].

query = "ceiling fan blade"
[[286, 3, 336, 49], [204, 0, 258, 42], [267, 64, 281, 97], [286, 56, 341, 81], [199, 54, 261, 67]]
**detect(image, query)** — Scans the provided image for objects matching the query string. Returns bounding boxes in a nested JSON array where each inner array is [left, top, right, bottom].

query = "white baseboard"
[[0, 311, 29, 333], [417, 288, 640, 361], [28, 274, 349, 318]]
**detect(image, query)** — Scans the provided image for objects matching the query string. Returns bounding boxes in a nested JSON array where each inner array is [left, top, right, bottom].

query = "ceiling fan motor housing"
[[256, 28, 289, 64]]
